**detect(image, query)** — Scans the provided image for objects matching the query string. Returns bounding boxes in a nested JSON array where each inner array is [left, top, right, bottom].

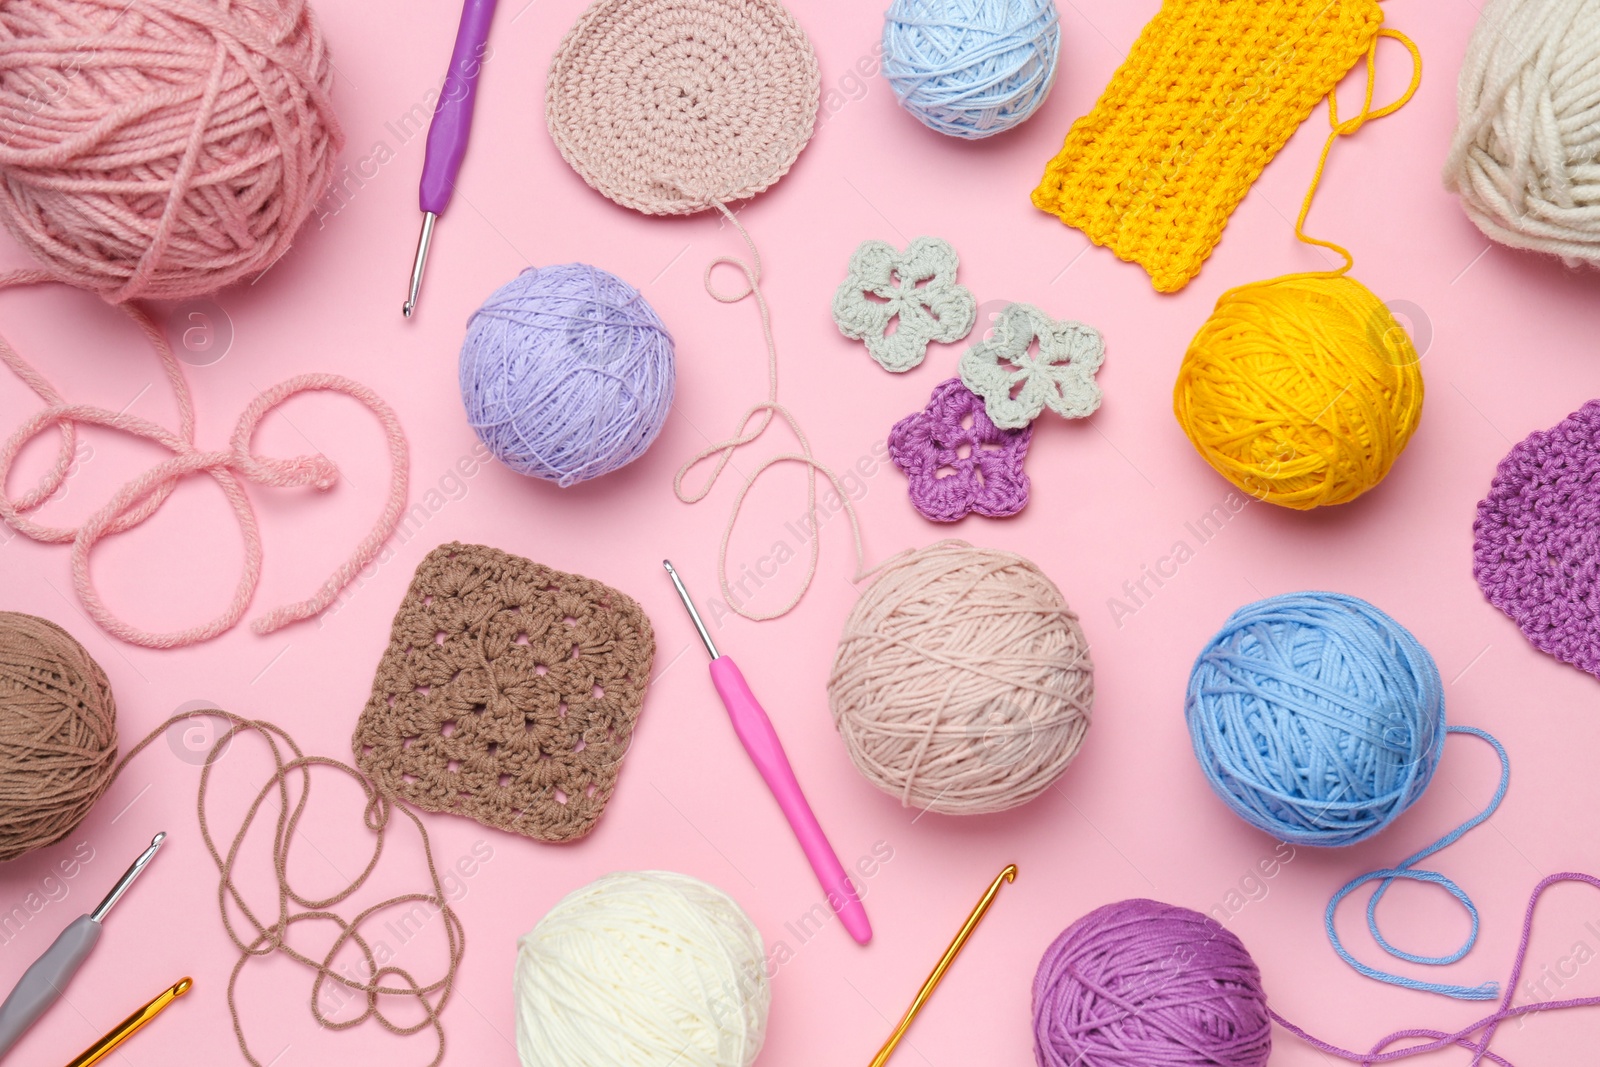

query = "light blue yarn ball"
[[1185, 592, 1446, 848], [460, 264, 675, 487], [882, 0, 1061, 140]]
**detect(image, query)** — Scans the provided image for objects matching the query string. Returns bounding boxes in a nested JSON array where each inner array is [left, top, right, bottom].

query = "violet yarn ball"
[[460, 264, 675, 487], [1033, 899, 1272, 1067]]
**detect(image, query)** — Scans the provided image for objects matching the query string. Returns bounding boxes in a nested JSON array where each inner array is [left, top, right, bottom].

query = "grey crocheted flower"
[[832, 236, 976, 372], [958, 303, 1104, 429]]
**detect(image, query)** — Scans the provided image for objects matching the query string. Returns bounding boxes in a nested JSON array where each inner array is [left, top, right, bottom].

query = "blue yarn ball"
[[460, 264, 675, 487], [882, 0, 1061, 140], [1185, 592, 1446, 848]]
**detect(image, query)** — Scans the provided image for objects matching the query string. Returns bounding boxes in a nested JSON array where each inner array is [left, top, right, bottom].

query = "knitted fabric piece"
[[353, 543, 655, 842], [832, 237, 977, 372], [1473, 401, 1600, 680], [890, 377, 1031, 522], [545, 0, 820, 215], [958, 302, 1104, 429], [1031, 0, 1384, 293]]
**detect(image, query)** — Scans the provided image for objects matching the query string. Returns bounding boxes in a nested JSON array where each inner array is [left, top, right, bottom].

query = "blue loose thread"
[[1325, 726, 1509, 1001], [1186, 591, 1510, 1000], [459, 264, 675, 487], [882, 0, 1062, 140]]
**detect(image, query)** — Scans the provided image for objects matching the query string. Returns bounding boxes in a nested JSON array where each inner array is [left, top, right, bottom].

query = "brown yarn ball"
[[828, 540, 1093, 815], [0, 612, 117, 861]]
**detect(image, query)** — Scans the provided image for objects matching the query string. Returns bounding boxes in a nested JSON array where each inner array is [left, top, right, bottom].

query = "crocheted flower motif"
[[832, 236, 977, 372], [890, 378, 1032, 522], [1473, 400, 1600, 680], [958, 302, 1104, 429]]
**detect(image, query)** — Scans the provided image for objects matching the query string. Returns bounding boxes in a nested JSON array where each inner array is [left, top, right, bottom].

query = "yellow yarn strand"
[[1174, 29, 1426, 511], [1293, 29, 1424, 276]]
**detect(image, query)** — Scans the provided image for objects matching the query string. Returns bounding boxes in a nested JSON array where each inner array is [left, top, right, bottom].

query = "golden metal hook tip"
[[867, 864, 1018, 1067], [64, 976, 193, 1067]]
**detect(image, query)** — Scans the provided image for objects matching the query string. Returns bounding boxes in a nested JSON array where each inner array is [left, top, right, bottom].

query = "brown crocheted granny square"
[[353, 543, 655, 843]]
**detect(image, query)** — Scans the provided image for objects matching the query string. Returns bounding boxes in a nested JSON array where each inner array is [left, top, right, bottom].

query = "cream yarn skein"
[[1444, 0, 1600, 266], [514, 871, 769, 1067], [828, 540, 1093, 815]]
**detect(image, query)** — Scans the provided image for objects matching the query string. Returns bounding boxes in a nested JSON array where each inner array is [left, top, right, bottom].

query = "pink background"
[[3, 0, 1600, 1064]]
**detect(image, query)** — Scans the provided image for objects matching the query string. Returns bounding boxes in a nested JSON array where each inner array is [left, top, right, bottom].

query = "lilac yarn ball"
[[460, 264, 675, 486], [1033, 899, 1272, 1067]]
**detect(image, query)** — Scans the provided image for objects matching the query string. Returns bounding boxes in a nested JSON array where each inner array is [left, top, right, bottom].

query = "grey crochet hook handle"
[[0, 833, 164, 1060], [0, 915, 100, 1056]]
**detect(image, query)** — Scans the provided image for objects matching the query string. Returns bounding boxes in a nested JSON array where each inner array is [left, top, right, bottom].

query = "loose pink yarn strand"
[[0, 272, 408, 648], [672, 203, 865, 621]]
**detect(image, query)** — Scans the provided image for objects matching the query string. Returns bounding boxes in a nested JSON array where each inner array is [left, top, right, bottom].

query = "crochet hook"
[[64, 976, 191, 1067], [0, 833, 165, 1058], [402, 0, 498, 318], [662, 560, 872, 945], [868, 864, 1017, 1066]]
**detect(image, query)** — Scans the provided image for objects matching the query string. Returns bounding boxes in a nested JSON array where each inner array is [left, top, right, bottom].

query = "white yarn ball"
[[514, 871, 770, 1067], [1444, 0, 1600, 267]]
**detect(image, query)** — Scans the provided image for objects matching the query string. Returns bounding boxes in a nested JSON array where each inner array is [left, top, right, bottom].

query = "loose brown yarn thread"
[[828, 540, 1094, 815], [110, 710, 464, 1067], [0, 611, 116, 861]]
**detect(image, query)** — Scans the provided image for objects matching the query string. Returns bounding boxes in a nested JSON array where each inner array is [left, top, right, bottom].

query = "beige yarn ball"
[[1443, 0, 1600, 267], [828, 540, 1093, 815]]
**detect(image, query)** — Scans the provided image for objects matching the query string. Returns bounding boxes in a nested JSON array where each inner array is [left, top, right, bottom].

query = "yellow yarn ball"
[[1173, 274, 1423, 509]]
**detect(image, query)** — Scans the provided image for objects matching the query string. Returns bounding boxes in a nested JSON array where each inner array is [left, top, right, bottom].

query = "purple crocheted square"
[[889, 377, 1031, 522], [1473, 399, 1600, 679]]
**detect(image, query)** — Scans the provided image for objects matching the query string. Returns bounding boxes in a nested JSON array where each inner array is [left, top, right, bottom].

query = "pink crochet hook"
[[663, 561, 872, 945]]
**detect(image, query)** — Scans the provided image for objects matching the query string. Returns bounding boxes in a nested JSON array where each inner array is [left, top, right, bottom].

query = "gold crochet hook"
[[868, 864, 1017, 1067], [65, 976, 191, 1067]]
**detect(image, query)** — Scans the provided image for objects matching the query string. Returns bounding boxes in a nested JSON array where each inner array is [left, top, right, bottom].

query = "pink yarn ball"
[[0, 0, 343, 301]]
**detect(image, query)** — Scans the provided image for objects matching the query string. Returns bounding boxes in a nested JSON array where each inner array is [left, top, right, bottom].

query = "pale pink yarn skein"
[[0, 0, 342, 301], [828, 540, 1094, 816]]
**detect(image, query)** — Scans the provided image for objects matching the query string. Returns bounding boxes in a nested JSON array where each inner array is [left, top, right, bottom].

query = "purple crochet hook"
[[402, 0, 498, 319]]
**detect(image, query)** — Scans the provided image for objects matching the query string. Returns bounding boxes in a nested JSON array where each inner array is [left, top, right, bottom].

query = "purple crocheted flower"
[[889, 378, 1031, 522], [1473, 399, 1600, 680]]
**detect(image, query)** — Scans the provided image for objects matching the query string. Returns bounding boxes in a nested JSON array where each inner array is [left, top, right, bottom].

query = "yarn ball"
[[514, 870, 769, 1067], [1186, 592, 1445, 848], [546, 0, 820, 215], [1444, 0, 1600, 268], [460, 264, 675, 487], [1173, 274, 1424, 509], [0, 0, 342, 302], [883, 0, 1061, 139], [828, 540, 1093, 815], [0, 612, 117, 862], [1033, 898, 1272, 1067]]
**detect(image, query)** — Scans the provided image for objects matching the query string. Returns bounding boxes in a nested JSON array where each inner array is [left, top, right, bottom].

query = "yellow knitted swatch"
[[1032, 0, 1385, 293]]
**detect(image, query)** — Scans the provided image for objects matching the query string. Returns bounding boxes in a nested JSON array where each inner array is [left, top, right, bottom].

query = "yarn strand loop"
[[672, 205, 867, 621], [0, 273, 410, 647], [1324, 726, 1510, 1000]]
